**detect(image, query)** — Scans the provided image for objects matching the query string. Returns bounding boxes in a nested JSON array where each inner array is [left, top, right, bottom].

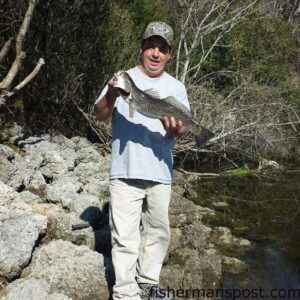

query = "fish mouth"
[[117, 87, 130, 97]]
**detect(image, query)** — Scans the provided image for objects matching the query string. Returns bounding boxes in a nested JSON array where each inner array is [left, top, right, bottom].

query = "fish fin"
[[194, 126, 215, 147], [144, 89, 160, 98], [129, 101, 135, 118], [164, 96, 191, 116]]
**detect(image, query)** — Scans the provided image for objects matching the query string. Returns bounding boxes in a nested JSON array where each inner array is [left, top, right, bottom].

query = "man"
[[95, 21, 190, 300]]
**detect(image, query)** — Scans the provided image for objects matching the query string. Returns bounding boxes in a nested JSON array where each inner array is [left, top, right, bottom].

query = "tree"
[[0, 0, 44, 105]]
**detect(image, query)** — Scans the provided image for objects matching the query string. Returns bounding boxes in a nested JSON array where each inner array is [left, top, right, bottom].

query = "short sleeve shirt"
[[95, 66, 189, 184]]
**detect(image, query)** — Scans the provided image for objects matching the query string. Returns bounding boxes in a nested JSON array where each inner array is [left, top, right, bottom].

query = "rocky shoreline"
[[0, 126, 251, 300]]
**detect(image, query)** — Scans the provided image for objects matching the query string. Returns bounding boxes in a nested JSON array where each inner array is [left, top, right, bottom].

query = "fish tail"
[[194, 126, 215, 147]]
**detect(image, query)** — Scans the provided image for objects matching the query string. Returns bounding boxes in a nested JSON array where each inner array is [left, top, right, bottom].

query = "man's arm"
[[95, 77, 119, 122]]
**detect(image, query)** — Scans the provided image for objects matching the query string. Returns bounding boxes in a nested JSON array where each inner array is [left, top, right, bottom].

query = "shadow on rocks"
[[76, 204, 115, 300]]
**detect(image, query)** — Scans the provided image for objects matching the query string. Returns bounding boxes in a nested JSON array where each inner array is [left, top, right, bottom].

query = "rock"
[[180, 222, 212, 249], [0, 214, 47, 280], [0, 181, 32, 221], [46, 176, 82, 207], [6, 123, 25, 144], [211, 227, 252, 253], [74, 147, 101, 165], [2, 278, 71, 300], [73, 162, 102, 185], [0, 145, 20, 162], [172, 247, 198, 266], [222, 256, 248, 274], [165, 228, 182, 263], [169, 195, 215, 228], [161, 248, 222, 292], [21, 240, 110, 300], [71, 137, 92, 150], [83, 177, 109, 199], [47, 211, 96, 250], [69, 193, 102, 216], [19, 191, 42, 204], [24, 171, 47, 193], [17, 135, 50, 149], [0, 157, 14, 184], [50, 135, 76, 150]]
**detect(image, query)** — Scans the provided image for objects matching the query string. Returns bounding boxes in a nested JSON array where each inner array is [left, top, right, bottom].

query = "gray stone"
[[69, 193, 101, 215], [73, 162, 102, 184], [0, 157, 14, 184], [0, 214, 47, 280], [169, 195, 215, 228], [19, 191, 42, 204], [47, 211, 96, 250], [50, 135, 76, 150], [181, 222, 212, 249], [75, 147, 101, 165], [60, 148, 76, 171], [6, 123, 24, 143], [0, 145, 20, 162], [222, 256, 248, 274], [161, 248, 222, 292], [71, 137, 92, 150], [211, 227, 252, 253], [165, 227, 182, 263], [83, 177, 109, 199], [24, 170, 47, 192], [22, 240, 110, 300], [0, 181, 32, 221], [2, 278, 71, 300], [17, 135, 50, 149], [46, 176, 82, 207]]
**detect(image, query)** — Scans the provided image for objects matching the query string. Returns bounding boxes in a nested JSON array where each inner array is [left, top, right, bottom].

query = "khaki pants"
[[109, 179, 171, 300]]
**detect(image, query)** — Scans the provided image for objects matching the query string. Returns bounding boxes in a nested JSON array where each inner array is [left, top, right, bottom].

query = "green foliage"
[[226, 14, 296, 86], [130, 0, 171, 38], [99, 2, 138, 75], [223, 165, 256, 176]]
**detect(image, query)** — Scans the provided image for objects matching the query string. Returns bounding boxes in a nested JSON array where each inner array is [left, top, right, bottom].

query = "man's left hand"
[[161, 116, 187, 138]]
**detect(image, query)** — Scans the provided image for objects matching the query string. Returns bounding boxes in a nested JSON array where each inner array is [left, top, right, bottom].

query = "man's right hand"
[[106, 76, 119, 100], [95, 75, 119, 122]]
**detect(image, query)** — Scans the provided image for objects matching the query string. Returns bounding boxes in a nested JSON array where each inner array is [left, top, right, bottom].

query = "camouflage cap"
[[143, 21, 174, 46]]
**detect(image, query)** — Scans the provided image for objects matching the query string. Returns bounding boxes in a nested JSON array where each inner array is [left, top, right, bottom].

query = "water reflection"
[[191, 171, 300, 295]]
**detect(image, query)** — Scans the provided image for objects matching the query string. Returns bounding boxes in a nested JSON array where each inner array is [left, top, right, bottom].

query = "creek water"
[[191, 169, 300, 299]]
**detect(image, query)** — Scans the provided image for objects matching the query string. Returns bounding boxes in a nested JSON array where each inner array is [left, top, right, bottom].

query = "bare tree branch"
[[177, 0, 258, 84], [0, 38, 14, 64], [0, 58, 45, 105], [0, 0, 39, 90]]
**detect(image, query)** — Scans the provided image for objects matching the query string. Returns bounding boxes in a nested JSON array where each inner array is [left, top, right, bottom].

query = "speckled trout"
[[114, 70, 214, 147]]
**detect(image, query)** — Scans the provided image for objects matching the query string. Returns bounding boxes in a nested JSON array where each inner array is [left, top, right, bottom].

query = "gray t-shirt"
[[95, 66, 189, 184]]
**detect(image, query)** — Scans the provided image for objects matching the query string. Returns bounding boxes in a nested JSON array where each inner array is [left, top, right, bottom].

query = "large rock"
[[46, 175, 82, 207], [180, 222, 212, 249], [0, 181, 32, 221], [161, 248, 222, 294], [169, 195, 215, 228], [74, 147, 102, 165], [0, 181, 47, 280], [0, 214, 47, 280], [1, 278, 71, 300], [47, 211, 96, 250], [21, 240, 111, 300], [211, 227, 252, 253]]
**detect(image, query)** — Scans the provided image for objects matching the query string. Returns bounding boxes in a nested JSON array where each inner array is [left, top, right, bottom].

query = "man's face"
[[140, 36, 171, 77]]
